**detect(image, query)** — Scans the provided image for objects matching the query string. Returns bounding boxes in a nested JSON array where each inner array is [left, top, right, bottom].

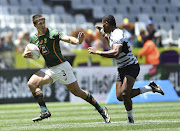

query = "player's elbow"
[[113, 48, 121, 58], [113, 51, 119, 58]]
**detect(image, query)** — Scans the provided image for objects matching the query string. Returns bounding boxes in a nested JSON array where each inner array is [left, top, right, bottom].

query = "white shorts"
[[40, 61, 77, 85]]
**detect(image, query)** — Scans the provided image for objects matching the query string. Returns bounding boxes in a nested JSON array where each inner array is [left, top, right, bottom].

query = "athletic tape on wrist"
[[100, 28, 107, 37], [100, 28, 105, 35]]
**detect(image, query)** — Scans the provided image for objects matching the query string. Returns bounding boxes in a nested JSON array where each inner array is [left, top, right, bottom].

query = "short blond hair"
[[32, 14, 45, 24]]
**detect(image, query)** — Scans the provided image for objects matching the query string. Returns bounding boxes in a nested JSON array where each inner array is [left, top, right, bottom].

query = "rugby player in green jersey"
[[22, 14, 110, 123]]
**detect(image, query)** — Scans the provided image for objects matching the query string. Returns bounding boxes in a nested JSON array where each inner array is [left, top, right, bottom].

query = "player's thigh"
[[116, 81, 123, 100], [116, 81, 122, 96], [28, 70, 53, 87], [121, 75, 136, 94]]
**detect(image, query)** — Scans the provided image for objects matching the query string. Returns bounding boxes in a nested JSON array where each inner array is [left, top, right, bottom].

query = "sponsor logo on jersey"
[[44, 38, 47, 43], [39, 44, 50, 55]]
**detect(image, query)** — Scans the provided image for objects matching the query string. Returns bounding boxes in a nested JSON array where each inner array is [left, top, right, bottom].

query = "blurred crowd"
[[0, 17, 177, 67], [0, 18, 166, 53], [69, 18, 163, 65], [0, 30, 30, 52], [70, 18, 164, 50]]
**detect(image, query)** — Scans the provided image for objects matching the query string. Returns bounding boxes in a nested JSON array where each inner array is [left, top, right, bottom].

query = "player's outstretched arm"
[[61, 32, 85, 45], [88, 44, 122, 58]]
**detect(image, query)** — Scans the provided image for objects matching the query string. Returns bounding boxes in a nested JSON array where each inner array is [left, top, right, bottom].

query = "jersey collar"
[[38, 27, 48, 36]]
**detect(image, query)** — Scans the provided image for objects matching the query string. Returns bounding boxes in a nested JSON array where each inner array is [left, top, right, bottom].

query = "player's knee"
[[27, 81, 38, 89], [116, 94, 123, 101], [27, 81, 32, 88], [121, 89, 129, 98]]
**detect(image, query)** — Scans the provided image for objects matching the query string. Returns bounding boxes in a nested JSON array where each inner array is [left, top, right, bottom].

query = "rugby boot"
[[148, 81, 164, 95], [126, 117, 134, 124], [32, 110, 51, 122], [100, 107, 111, 123]]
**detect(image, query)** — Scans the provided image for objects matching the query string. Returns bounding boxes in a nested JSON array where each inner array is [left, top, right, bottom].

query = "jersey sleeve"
[[58, 32, 65, 40], [109, 35, 123, 48], [109, 30, 128, 48], [29, 34, 38, 44], [52, 30, 65, 41]]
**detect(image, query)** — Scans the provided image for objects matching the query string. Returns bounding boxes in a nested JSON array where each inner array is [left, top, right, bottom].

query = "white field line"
[[50, 119, 180, 125], [1, 119, 180, 131], [0, 105, 179, 114]]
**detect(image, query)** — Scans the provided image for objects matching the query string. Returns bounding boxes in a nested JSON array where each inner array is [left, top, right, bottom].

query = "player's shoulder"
[[30, 33, 38, 43], [111, 28, 123, 39], [47, 28, 65, 39], [112, 28, 123, 35], [48, 28, 59, 35], [30, 33, 38, 38]]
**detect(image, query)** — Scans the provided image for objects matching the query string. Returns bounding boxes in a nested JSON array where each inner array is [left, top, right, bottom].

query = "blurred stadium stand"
[[0, 0, 180, 69], [0, 0, 179, 36]]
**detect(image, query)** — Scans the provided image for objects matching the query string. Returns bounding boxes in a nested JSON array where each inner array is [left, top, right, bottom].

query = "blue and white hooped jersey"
[[108, 28, 138, 68]]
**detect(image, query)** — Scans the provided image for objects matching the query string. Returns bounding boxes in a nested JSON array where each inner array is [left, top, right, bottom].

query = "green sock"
[[33, 90, 48, 112], [85, 92, 103, 113]]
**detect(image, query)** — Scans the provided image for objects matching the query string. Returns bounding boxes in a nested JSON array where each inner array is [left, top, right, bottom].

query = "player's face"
[[35, 18, 46, 30], [102, 20, 109, 33]]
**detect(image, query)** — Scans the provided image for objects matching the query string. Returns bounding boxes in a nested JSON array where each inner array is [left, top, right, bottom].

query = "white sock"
[[126, 109, 133, 118], [139, 85, 152, 94]]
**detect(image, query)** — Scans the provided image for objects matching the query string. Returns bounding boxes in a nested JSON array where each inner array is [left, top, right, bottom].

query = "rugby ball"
[[25, 44, 40, 60]]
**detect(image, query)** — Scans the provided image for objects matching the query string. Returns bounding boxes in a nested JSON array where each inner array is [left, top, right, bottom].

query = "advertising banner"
[[71, 67, 117, 102], [0, 64, 180, 103], [106, 80, 179, 104], [143, 64, 180, 96], [0, 69, 69, 104]]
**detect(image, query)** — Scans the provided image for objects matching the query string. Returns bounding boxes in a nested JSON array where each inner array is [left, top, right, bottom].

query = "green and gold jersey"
[[30, 28, 67, 67]]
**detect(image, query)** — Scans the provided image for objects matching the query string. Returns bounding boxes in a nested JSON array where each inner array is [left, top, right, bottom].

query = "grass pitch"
[[0, 101, 180, 131]]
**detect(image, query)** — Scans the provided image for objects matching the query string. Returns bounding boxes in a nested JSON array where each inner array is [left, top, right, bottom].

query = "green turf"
[[0, 101, 180, 131]]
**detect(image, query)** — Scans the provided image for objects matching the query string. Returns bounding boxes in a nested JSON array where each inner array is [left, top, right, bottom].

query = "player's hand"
[[22, 50, 33, 58], [88, 47, 97, 54], [78, 32, 85, 44], [95, 25, 103, 31]]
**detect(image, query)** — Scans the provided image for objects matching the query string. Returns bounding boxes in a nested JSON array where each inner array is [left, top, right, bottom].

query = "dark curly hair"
[[102, 15, 116, 27]]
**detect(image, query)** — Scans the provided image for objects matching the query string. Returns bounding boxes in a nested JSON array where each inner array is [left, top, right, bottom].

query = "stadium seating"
[[41, 5, 53, 15], [0, 0, 179, 43], [92, 6, 105, 19], [0, 0, 8, 6], [113, 14, 124, 25], [137, 13, 149, 23], [119, 0, 131, 5], [106, 0, 119, 5], [54, 5, 66, 14], [114, 5, 128, 15], [93, 0, 106, 6], [144, 0, 157, 6], [157, 0, 169, 5], [74, 14, 87, 24], [20, 0, 32, 7]]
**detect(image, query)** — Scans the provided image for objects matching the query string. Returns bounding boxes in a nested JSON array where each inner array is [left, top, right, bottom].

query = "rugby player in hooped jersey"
[[88, 15, 164, 124], [22, 14, 110, 123]]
